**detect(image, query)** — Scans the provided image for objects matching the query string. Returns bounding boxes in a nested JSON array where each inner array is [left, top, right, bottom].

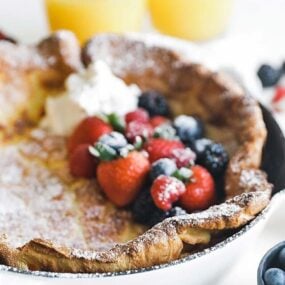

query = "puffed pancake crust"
[[0, 32, 272, 273]]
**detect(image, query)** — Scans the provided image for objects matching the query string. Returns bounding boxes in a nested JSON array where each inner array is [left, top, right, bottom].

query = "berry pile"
[[263, 247, 285, 285], [67, 90, 229, 226]]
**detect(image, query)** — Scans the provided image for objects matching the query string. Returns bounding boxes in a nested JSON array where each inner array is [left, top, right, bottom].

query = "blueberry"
[[99, 132, 127, 151], [150, 158, 177, 181], [278, 248, 285, 270], [257, 64, 282, 88], [198, 143, 229, 177], [148, 206, 187, 227], [173, 115, 204, 144], [167, 206, 187, 217], [264, 268, 285, 285], [138, 91, 170, 117], [190, 138, 213, 160], [153, 124, 176, 140]]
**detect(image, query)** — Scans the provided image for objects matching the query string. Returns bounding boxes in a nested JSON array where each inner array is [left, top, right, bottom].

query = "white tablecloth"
[[0, 0, 285, 284]]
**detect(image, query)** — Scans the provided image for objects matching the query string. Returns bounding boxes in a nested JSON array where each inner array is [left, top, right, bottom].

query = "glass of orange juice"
[[45, 0, 146, 44], [149, 0, 234, 41]]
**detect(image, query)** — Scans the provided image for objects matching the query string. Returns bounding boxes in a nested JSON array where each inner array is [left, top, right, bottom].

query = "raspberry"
[[169, 148, 196, 168], [125, 108, 149, 124], [151, 175, 186, 211], [125, 121, 153, 143]]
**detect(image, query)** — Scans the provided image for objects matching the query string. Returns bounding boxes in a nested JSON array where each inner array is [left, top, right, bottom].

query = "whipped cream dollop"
[[43, 60, 141, 136]]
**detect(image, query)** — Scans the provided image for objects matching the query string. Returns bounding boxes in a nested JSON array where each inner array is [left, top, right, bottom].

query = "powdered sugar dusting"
[[0, 42, 46, 70]]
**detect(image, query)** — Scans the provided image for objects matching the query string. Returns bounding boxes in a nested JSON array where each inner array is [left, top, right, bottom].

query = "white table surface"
[[0, 0, 285, 284]]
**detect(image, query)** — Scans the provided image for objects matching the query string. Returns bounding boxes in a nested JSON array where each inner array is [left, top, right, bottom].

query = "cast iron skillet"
[[261, 105, 285, 194], [0, 105, 284, 278]]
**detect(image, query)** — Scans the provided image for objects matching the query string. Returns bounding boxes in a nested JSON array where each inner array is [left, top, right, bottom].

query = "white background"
[[0, 0, 285, 284]]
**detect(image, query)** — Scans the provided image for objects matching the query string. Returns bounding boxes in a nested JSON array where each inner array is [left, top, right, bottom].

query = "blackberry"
[[148, 207, 187, 227], [132, 186, 157, 224], [190, 138, 213, 160], [150, 158, 177, 181], [98, 132, 127, 151], [257, 64, 282, 88], [198, 143, 229, 177], [138, 91, 170, 117], [132, 185, 187, 226], [173, 115, 204, 144]]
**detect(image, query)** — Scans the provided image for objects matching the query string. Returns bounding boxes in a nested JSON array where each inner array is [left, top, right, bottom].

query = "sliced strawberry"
[[125, 108, 149, 124], [125, 121, 153, 143], [180, 165, 215, 212], [68, 116, 112, 153], [69, 144, 98, 178], [151, 175, 186, 211], [97, 151, 150, 207], [144, 138, 184, 163], [149, 116, 169, 128]]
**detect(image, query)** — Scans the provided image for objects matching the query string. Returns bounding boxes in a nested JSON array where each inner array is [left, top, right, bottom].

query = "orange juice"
[[149, 0, 233, 41], [45, 0, 146, 44]]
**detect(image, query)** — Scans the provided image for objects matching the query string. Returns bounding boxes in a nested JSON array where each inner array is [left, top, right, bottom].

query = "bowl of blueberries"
[[258, 241, 285, 285]]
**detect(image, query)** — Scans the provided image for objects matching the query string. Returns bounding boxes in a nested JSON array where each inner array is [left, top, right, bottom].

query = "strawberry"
[[180, 165, 215, 212], [125, 121, 153, 142], [125, 108, 149, 124], [96, 151, 150, 207], [144, 138, 184, 163], [151, 175, 186, 211], [169, 148, 196, 168], [149, 116, 169, 128], [69, 144, 98, 178], [68, 116, 112, 153]]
